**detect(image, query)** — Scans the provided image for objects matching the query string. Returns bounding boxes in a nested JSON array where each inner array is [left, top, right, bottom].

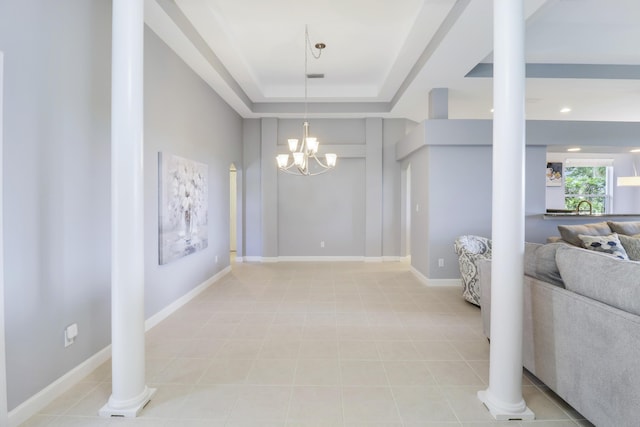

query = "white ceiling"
[[145, 0, 640, 122]]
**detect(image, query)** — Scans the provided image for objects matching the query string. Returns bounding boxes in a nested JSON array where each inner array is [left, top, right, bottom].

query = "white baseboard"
[[145, 265, 231, 331], [410, 266, 429, 286], [9, 267, 232, 427], [8, 345, 112, 427], [410, 266, 460, 287], [241, 256, 408, 263], [277, 256, 365, 262]]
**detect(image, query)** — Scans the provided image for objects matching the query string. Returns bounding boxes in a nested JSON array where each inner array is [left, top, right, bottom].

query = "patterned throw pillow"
[[619, 234, 640, 261], [578, 233, 629, 260]]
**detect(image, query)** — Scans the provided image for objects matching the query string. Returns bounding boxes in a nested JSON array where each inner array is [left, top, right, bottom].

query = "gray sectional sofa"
[[479, 221, 640, 427]]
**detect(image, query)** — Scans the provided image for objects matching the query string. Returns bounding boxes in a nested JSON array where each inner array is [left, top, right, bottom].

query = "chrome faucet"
[[576, 200, 592, 215]]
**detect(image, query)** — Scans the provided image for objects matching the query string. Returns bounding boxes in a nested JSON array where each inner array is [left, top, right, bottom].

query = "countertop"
[[542, 213, 640, 219]]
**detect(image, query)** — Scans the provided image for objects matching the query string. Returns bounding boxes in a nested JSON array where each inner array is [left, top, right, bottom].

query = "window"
[[564, 159, 613, 214]]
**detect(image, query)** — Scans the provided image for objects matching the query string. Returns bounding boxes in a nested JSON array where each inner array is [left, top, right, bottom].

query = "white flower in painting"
[[166, 157, 207, 230]]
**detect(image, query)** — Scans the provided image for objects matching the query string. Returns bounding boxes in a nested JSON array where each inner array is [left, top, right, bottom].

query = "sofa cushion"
[[619, 234, 640, 261], [556, 246, 640, 317], [578, 233, 629, 260], [557, 222, 612, 247], [607, 220, 640, 236], [523, 242, 566, 287]]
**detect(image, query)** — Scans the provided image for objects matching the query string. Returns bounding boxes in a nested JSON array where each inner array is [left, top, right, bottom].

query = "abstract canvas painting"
[[546, 162, 563, 187], [158, 152, 208, 264]]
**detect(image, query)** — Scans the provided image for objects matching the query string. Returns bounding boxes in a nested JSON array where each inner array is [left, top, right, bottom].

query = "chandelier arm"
[[278, 162, 294, 171], [310, 153, 331, 169], [306, 168, 332, 176], [279, 168, 309, 176]]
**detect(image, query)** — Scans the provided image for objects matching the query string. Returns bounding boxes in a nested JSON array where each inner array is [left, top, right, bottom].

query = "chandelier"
[[276, 26, 337, 176]]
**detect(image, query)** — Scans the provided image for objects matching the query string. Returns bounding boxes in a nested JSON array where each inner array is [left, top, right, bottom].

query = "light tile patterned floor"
[[21, 260, 594, 426]]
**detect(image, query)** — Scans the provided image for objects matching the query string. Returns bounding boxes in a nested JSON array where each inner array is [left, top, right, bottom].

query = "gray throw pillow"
[[557, 222, 612, 247], [556, 246, 640, 317], [619, 234, 640, 261], [533, 242, 566, 287], [578, 233, 629, 260], [607, 221, 640, 236]]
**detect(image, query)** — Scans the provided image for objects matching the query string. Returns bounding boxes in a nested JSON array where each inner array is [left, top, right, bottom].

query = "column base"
[[478, 390, 535, 421], [99, 386, 156, 418]]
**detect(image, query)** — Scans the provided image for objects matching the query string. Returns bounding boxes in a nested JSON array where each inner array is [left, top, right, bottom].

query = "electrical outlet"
[[65, 323, 78, 348], [438, 258, 445, 267], [215, 255, 218, 263], [320, 241, 325, 248], [416, 204, 420, 212]]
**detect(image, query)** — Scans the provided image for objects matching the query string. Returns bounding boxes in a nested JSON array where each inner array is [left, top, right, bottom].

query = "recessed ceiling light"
[[630, 149, 640, 153], [490, 108, 494, 113], [560, 107, 572, 113], [567, 147, 581, 152]]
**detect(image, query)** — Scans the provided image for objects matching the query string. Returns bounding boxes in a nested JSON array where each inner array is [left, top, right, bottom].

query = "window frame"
[[563, 159, 614, 214]]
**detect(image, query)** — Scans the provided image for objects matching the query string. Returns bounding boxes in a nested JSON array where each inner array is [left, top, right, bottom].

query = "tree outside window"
[[564, 165, 611, 213]]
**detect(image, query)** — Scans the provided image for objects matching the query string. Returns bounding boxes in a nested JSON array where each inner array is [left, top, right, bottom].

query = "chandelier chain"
[[303, 25, 323, 119]]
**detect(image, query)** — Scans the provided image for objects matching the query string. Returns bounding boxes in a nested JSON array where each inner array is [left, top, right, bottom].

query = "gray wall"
[[243, 117, 407, 259], [277, 119, 367, 257], [426, 145, 493, 279], [278, 158, 366, 256], [0, 0, 112, 410], [397, 118, 640, 281], [143, 29, 243, 318], [0, 2, 243, 410]]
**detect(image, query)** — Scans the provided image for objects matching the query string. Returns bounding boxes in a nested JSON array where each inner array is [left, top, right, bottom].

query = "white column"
[[477, 0, 534, 421], [99, 0, 155, 417]]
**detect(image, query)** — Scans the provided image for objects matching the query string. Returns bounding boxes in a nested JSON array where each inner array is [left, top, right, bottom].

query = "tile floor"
[[21, 260, 594, 426]]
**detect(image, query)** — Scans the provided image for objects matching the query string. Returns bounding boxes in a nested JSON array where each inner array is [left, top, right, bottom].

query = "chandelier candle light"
[[276, 26, 337, 176]]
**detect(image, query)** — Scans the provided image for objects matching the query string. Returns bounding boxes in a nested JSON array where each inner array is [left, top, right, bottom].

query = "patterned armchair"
[[454, 235, 492, 306]]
